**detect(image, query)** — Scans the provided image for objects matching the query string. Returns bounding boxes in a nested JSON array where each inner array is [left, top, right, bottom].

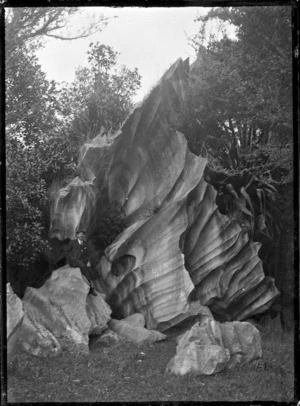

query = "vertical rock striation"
[[49, 58, 279, 331]]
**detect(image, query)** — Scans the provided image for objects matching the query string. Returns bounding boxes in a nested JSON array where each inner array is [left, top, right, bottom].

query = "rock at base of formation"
[[21, 266, 112, 354], [7, 283, 61, 360], [90, 329, 120, 348], [7, 284, 25, 365], [108, 314, 166, 345], [20, 314, 61, 357], [166, 318, 262, 375]]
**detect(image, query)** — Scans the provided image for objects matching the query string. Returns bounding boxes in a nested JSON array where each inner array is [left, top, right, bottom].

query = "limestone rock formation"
[[49, 58, 279, 332], [22, 266, 112, 353], [166, 319, 262, 375]]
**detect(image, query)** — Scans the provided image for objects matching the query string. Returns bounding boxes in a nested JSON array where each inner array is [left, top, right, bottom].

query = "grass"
[[7, 316, 295, 403]]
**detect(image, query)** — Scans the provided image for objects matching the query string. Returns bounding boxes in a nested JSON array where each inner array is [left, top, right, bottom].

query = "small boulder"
[[86, 293, 112, 335], [176, 319, 224, 350], [166, 342, 230, 376], [108, 318, 166, 345], [7, 284, 24, 338], [90, 329, 120, 348], [20, 314, 61, 357], [123, 313, 145, 327], [7, 284, 24, 366]]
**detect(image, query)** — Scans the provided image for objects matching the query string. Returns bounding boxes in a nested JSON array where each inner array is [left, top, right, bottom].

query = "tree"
[[5, 9, 142, 295], [5, 8, 110, 293], [5, 8, 109, 56], [56, 43, 141, 165], [188, 6, 292, 225], [6, 49, 59, 141], [187, 6, 293, 328]]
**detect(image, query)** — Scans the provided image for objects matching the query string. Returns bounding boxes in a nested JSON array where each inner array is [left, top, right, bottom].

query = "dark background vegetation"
[[6, 6, 294, 330]]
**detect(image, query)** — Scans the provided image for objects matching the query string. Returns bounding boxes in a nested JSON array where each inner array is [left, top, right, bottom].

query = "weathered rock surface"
[[90, 329, 120, 348], [219, 321, 262, 368], [20, 314, 61, 357], [166, 319, 262, 375], [7, 284, 24, 364], [108, 318, 166, 345], [49, 58, 279, 332], [122, 313, 146, 327], [86, 292, 112, 335], [167, 342, 230, 376], [7, 283, 62, 359], [7, 284, 24, 340], [22, 266, 111, 353], [50, 177, 96, 241]]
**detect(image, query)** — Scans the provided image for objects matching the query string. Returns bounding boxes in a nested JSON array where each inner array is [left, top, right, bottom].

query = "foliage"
[[191, 6, 292, 134], [5, 8, 113, 283], [5, 7, 141, 285], [89, 201, 126, 254], [5, 43, 60, 274], [187, 6, 293, 241], [5, 7, 109, 56], [6, 49, 59, 141], [6, 127, 50, 270], [57, 43, 141, 164]]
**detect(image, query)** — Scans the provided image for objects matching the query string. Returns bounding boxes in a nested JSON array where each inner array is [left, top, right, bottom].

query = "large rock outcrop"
[[49, 58, 279, 331]]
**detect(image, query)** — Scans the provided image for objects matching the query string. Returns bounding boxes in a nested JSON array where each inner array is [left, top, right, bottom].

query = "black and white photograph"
[[4, 3, 297, 403]]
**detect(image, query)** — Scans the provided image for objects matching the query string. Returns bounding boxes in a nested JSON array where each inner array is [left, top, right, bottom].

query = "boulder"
[[166, 342, 230, 376], [123, 313, 146, 327], [7, 284, 24, 365], [20, 314, 61, 357], [86, 292, 112, 335], [108, 318, 166, 345], [7, 284, 24, 339], [167, 318, 262, 375], [90, 329, 120, 348], [219, 321, 262, 368], [7, 283, 61, 359], [22, 266, 111, 354], [49, 58, 279, 331]]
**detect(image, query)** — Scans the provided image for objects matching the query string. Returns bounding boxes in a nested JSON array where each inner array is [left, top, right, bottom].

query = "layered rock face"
[[49, 58, 279, 331]]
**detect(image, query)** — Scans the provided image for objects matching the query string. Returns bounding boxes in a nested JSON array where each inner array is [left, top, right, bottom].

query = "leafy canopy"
[[187, 6, 293, 241]]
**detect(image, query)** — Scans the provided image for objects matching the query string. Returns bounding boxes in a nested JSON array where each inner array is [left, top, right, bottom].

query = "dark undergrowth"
[[7, 316, 295, 403]]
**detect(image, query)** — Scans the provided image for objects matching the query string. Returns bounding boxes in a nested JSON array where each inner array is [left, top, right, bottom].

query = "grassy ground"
[[7, 317, 295, 403]]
